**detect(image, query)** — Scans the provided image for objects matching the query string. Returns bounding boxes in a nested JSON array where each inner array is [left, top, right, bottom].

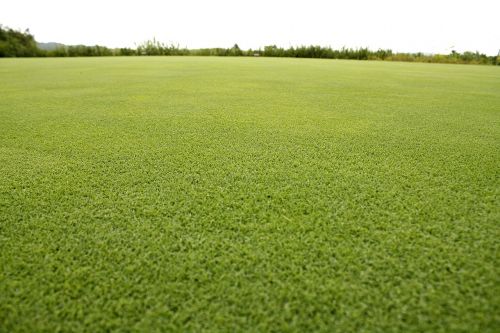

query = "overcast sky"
[[1, 0, 499, 55]]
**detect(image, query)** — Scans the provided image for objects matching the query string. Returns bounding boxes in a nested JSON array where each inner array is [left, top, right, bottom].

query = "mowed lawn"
[[0, 57, 499, 332]]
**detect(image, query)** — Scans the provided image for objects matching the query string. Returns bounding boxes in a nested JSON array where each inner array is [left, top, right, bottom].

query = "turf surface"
[[0, 57, 499, 332]]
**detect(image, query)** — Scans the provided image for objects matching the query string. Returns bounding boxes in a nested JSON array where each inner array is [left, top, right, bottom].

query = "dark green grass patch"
[[0, 57, 499, 332]]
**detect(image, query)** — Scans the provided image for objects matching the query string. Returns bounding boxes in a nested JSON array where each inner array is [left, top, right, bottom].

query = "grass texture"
[[0, 57, 499, 332]]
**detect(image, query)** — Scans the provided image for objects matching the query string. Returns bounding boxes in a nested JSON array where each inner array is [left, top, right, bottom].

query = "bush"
[[0, 25, 40, 57]]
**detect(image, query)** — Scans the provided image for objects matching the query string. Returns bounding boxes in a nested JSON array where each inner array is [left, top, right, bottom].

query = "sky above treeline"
[[1, 0, 499, 55]]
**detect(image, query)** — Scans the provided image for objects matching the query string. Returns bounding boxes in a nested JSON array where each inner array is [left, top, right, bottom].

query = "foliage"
[[117, 47, 137, 56], [0, 25, 40, 57], [47, 44, 114, 57], [136, 38, 189, 56]]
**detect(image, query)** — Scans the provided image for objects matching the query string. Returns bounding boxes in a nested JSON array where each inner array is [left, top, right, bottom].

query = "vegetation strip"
[[1, 25, 499, 65]]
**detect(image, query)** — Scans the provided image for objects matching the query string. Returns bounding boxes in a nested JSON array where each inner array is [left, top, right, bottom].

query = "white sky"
[[1, 0, 499, 55]]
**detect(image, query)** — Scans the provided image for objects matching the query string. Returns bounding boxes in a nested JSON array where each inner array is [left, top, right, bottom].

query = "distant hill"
[[37, 42, 65, 50]]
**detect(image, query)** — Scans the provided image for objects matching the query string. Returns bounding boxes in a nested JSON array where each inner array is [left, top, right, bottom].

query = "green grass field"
[[0, 57, 499, 332]]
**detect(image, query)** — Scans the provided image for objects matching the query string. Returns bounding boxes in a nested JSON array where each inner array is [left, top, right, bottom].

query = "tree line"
[[1, 25, 498, 65]]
